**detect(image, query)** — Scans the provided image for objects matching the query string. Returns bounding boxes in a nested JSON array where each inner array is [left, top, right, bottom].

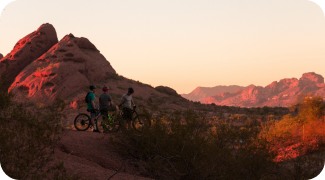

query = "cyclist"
[[99, 86, 119, 119], [87, 85, 99, 132], [119, 87, 137, 129]]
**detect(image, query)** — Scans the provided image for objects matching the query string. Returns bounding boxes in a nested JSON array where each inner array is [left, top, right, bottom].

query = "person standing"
[[99, 86, 119, 119], [87, 85, 98, 132], [119, 87, 136, 129]]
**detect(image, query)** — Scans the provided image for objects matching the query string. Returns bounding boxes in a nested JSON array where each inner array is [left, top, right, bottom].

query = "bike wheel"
[[74, 113, 91, 131], [132, 114, 151, 132], [97, 114, 121, 133], [96, 115, 106, 133]]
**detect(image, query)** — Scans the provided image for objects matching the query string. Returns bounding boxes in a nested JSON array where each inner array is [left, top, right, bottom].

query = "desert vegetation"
[[1, 68, 324, 179], [108, 94, 325, 180], [0, 80, 84, 180]]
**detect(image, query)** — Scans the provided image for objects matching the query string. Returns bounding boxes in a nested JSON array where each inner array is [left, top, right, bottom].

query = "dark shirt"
[[99, 93, 112, 110]]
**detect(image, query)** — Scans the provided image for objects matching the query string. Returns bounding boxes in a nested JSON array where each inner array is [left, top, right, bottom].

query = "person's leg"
[[91, 118, 95, 130], [90, 111, 97, 131], [114, 106, 119, 119], [101, 108, 108, 117], [127, 108, 132, 130]]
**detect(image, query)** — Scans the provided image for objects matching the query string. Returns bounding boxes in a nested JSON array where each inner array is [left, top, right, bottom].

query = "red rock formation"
[[9, 33, 115, 104], [0, 53, 3, 60], [298, 72, 324, 87], [0, 23, 58, 84], [202, 72, 325, 107], [181, 85, 247, 102]]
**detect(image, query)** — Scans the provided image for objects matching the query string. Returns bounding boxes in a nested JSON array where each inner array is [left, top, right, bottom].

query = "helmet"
[[102, 86, 109, 92], [128, 87, 134, 94], [89, 85, 97, 90]]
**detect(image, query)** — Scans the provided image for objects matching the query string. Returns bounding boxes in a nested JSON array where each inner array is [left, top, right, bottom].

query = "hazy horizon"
[[1, 0, 325, 94]]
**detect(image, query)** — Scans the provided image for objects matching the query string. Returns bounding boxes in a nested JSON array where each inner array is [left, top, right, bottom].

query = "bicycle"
[[74, 110, 102, 131], [74, 106, 150, 133], [97, 106, 151, 133]]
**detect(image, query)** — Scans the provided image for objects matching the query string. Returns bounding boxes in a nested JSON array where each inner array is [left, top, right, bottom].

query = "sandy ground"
[[53, 129, 152, 180]]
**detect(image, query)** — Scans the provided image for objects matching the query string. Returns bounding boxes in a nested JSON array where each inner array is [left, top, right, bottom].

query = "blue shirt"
[[87, 92, 95, 109]]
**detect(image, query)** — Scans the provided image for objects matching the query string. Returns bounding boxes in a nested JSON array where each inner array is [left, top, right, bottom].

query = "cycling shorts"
[[122, 107, 133, 121], [87, 109, 96, 118]]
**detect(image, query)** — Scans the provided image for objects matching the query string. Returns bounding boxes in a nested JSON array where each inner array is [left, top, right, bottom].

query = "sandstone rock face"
[[9, 33, 115, 104], [0, 23, 58, 84], [0, 53, 3, 60], [202, 72, 325, 107]]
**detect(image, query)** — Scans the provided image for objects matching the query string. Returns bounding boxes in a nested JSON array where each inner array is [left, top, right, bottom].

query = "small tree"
[[294, 93, 325, 124]]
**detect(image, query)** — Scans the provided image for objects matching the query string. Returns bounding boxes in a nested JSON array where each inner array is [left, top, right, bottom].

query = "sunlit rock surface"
[[8, 29, 115, 104], [0, 23, 58, 84]]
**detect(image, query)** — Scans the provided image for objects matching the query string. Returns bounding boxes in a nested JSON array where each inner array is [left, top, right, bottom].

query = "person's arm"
[[131, 99, 135, 106], [91, 100, 96, 109], [90, 94, 96, 109], [108, 95, 113, 106], [119, 100, 124, 107]]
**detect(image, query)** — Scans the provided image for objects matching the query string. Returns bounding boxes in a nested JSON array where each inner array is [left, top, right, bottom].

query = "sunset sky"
[[1, 0, 325, 94]]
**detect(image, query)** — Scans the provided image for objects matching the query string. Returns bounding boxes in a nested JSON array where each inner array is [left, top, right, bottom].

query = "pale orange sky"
[[1, 0, 325, 94]]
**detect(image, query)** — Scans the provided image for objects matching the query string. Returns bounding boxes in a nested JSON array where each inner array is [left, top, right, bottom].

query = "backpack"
[[85, 92, 91, 103]]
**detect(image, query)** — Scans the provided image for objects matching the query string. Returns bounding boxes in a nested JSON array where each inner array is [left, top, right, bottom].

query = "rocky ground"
[[53, 129, 152, 180]]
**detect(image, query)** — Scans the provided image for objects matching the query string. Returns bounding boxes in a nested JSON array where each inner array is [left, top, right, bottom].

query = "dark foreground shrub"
[[0, 91, 83, 180], [112, 109, 278, 180]]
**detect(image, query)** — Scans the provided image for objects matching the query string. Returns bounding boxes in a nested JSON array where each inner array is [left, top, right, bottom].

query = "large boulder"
[[9, 33, 116, 104], [0, 23, 58, 84]]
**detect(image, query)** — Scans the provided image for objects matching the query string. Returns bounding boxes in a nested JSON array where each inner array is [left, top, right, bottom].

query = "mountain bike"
[[74, 110, 102, 131], [96, 106, 151, 133]]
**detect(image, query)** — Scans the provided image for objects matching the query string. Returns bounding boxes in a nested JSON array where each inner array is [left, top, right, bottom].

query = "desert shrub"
[[112, 109, 276, 180], [136, 80, 146, 86], [260, 94, 325, 162], [295, 93, 325, 123], [0, 91, 83, 179]]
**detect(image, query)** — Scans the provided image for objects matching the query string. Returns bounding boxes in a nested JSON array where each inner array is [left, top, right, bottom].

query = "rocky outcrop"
[[0, 53, 3, 60], [0, 23, 58, 84], [155, 86, 179, 97], [181, 85, 248, 102], [9, 32, 115, 104], [298, 72, 324, 87], [202, 72, 325, 107]]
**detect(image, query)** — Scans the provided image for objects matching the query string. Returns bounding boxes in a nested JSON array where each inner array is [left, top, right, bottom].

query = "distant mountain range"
[[181, 85, 249, 102], [182, 72, 325, 107]]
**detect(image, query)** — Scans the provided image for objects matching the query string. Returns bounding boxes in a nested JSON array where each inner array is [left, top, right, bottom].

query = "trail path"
[[53, 130, 151, 180]]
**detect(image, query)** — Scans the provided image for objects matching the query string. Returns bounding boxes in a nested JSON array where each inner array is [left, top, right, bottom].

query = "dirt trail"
[[53, 130, 151, 180]]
